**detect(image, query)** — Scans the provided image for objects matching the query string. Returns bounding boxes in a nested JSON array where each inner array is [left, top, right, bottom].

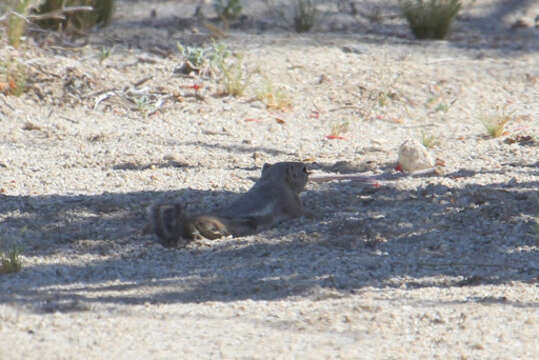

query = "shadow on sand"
[[1, 161, 536, 312]]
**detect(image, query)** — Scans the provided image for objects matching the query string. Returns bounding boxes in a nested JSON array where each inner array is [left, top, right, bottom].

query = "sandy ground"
[[0, 0, 538, 359]]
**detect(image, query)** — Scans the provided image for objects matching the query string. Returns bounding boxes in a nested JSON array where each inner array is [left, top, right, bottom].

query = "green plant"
[[176, 41, 231, 71], [213, 0, 242, 21], [328, 120, 349, 139], [177, 43, 208, 67], [35, 0, 114, 32], [400, 0, 461, 39], [255, 76, 293, 111], [7, 0, 34, 48], [135, 96, 152, 117], [294, 0, 318, 32], [98, 46, 110, 64], [479, 104, 513, 138], [420, 131, 440, 148], [215, 53, 252, 96], [376, 89, 399, 107], [425, 96, 456, 113], [0, 245, 22, 275], [0, 56, 28, 96]]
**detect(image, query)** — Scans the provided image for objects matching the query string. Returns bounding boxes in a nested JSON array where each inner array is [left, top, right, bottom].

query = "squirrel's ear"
[[261, 163, 272, 176]]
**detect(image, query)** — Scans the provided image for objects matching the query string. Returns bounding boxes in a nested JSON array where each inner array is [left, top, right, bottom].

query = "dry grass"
[[0, 56, 28, 97], [327, 119, 350, 139], [215, 53, 253, 97], [479, 105, 513, 138], [255, 76, 293, 111]]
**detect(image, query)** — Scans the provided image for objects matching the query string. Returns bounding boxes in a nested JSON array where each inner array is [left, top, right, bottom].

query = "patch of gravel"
[[0, 0, 538, 358]]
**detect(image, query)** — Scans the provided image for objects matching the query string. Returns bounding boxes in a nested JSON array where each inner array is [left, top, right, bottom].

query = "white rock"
[[397, 139, 434, 172]]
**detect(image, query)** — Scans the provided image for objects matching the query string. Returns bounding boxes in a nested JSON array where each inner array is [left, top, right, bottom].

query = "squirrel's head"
[[261, 162, 309, 193]]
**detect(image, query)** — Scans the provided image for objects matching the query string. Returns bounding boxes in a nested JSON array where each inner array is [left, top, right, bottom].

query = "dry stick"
[[133, 76, 153, 88], [26, 6, 94, 21], [1, 6, 94, 23], [94, 91, 115, 110], [0, 95, 15, 111]]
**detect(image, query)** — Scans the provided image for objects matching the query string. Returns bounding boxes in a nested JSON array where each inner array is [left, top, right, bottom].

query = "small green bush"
[[1, 55, 28, 96], [400, 0, 461, 39], [294, 0, 318, 33], [213, 0, 242, 21], [7, 0, 34, 48], [35, 0, 114, 32], [216, 53, 252, 97], [0, 245, 22, 275]]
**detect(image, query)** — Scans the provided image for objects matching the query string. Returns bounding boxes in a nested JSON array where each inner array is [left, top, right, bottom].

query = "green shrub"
[[216, 53, 252, 97], [0, 245, 22, 275], [400, 0, 461, 39], [35, 0, 114, 32], [7, 0, 34, 48], [213, 0, 242, 21], [479, 105, 513, 138], [294, 0, 318, 33], [1, 55, 28, 96]]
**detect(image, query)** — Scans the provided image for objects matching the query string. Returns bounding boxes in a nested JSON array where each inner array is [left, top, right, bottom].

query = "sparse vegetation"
[[4, 0, 113, 47], [400, 0, 461, 39], [135, 96, 152, 117], [215, 53, 252, 96], [177, 43, 211, 68], [177, 41, 232, 72], [368, 72, 402, 108], [376, 89, 399, 107], [293, 0, 318, 33], [0, 56, 28, 96], [420, 131, 440, 148], [262, 0, 318, 32], [213, 0, 242, 21], [425, 96, 456, 113], [176, 41, 250, 97], [480, 104, 513, 138], [0, 245, 23, 275], [255, 76, 293, 111], [98, 46, 111, 64], [35, 0, 114, 32], [7, 0, 34, 48], [328, 119, 349, 139]]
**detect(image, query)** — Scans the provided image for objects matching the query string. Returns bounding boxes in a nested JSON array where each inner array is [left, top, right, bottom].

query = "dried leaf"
[[326, 135, 345, 140], [435, 158, 446, 167], [309, 111, 320, 119]]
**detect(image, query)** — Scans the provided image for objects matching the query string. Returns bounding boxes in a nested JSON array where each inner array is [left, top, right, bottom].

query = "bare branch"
[[27, 5, 93, 21]]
